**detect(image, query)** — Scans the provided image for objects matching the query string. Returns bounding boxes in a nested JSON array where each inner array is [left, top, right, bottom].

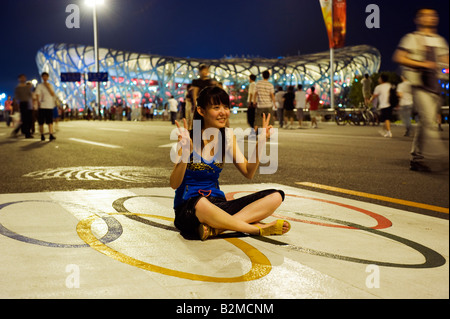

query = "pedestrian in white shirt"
[[370, 73, 394, 138], [295, 84, 306, 128], [393, 7, 449, 172], [168, 95, 179, 125], [35, 72, 56, 141], [274, 86, 285, 128]]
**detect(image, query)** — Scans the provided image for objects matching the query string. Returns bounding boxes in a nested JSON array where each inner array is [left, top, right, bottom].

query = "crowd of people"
[[5, 72, 57, 141], [176, 65, 322, 132], [270, 83, 321, 130], [2, 8, 447, 174]]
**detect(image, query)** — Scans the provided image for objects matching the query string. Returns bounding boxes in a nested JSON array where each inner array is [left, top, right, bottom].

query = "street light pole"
[[93, 3, 100, 116], [86, 0, 103, 119]]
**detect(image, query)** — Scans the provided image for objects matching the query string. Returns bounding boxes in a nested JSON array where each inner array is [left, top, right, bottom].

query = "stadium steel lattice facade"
[[36, 43, 381, 112]]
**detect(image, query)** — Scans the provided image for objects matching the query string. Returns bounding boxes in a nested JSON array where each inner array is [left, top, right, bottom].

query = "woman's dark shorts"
[[174, 189, 285, 240]]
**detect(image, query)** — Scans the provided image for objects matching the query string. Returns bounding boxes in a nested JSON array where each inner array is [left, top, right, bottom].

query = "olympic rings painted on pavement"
[[76, 212, 272, 283], [225, 191, 392, 230], [259, 212, 447, 269], [111, 194, 446, 269], [0, 196, 271, 283], [112, 195, 178, 232], [0, 193, 446, 273], [0, 200, 123, 248]]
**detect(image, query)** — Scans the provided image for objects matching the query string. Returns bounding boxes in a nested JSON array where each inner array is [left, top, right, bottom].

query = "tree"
[[348, 72, 401, 108]]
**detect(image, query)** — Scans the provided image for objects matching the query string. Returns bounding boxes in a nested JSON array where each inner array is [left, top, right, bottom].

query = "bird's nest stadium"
[[36, 43, 381, 111]]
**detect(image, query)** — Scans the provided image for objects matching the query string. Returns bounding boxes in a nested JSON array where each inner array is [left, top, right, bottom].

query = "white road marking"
[[158, 142, 177, 148], [68, 138, 122, 149], [98, 128, 130, 132], [18, 138, 42, 142], [23, 166, 171, 183]]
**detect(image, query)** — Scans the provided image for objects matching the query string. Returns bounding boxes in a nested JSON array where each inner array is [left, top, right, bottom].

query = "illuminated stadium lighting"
[[36, 43, 381, 110]]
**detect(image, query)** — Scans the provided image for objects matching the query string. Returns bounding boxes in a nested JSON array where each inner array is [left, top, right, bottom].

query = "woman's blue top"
[[174, 151, 225, 209]]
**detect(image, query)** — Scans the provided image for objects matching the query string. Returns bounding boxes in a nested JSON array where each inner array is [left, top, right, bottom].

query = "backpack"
[[389, 84, 399, 107]]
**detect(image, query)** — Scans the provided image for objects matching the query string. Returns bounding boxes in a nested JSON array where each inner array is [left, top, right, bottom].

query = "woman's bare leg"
[[195, 197, 260, 235], [195, 192, 288, 235], [232, 192, 283, 224]]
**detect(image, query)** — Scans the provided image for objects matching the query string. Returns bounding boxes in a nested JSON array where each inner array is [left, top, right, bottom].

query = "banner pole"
[[330, 0, 335, 110]]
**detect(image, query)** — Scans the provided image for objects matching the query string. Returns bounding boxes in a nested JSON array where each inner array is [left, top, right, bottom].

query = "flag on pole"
[[319, 0, 346, 49]]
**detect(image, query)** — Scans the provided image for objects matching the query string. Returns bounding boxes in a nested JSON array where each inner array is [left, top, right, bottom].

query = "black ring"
[[112, 195, 446, 269]]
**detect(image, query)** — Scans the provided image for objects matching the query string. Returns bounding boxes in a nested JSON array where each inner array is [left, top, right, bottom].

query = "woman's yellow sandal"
[[256, 220, 291, 236], [198, 224, 222, 241]]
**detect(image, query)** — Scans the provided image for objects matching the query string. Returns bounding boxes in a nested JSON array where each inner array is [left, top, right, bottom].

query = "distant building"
[[36, 43, 381, 112]]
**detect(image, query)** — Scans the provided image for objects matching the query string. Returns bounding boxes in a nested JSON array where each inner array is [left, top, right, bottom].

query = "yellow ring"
[[76, 213, 272, 283]]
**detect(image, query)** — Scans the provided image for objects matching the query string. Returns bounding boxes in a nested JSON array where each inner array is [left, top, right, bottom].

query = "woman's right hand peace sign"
[[175, 118, 193, 155]]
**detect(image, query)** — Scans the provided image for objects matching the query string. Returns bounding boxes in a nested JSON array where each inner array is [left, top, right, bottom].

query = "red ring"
[[225, 191, 392, 230]]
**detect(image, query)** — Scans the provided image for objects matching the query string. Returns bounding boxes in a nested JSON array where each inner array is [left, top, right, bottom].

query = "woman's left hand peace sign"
[[260, 113, 274, 140]]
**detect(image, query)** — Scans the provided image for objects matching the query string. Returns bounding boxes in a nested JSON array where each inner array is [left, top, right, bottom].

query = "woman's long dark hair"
[[190, 86, 230, 162], [193, 86, 230, 128]]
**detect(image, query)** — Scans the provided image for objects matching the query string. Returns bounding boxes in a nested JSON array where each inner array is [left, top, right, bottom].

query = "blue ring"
[[0, 200, 123, 248]]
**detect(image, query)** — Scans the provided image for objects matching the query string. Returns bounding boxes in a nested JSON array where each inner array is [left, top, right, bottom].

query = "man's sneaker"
[[49, 134, 56, 141], [41, 134, 45, 141], [383, 131, 392, 138]]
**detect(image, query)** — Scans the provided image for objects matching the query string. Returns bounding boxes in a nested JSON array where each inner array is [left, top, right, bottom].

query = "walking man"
[[14, 74, 33, 138], [255, 70, 275, 128], [191, 64, 217, 109], [274, 86, 285, 128], [306, 86, 320, 128], [35, 72, 56, 141], [393, 7, 449, 171], [370, 73, 394, 138], [168, 95, 179, 125], [295, 85, 306, 128], [247, 74, 257, 129], [361, 74, 372, 107], [4, 96, 13, 127]]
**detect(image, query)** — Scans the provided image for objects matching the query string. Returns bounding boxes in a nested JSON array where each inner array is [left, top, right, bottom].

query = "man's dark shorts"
[[38, 108, 54, 125]]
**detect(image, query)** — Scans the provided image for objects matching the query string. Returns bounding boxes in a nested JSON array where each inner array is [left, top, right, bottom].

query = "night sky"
[[0, 0, 448, 97]]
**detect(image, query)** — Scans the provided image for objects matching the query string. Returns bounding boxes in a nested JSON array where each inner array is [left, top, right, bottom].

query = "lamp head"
[[85, 0, 104, 6]]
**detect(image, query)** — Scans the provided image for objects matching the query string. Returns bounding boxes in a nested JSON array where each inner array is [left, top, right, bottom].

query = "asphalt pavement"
[[0, 117, 448, 219], [1, 117, 449, 299]]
